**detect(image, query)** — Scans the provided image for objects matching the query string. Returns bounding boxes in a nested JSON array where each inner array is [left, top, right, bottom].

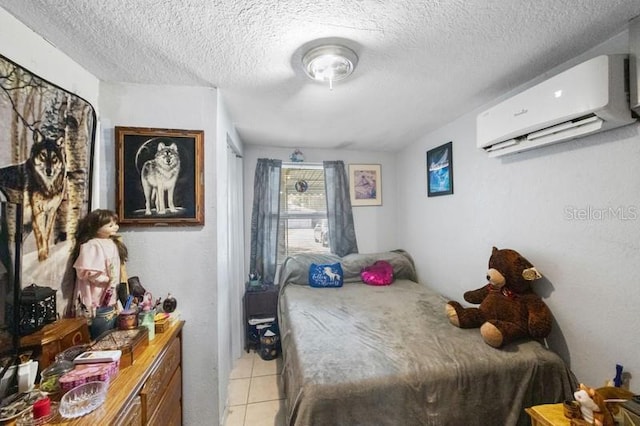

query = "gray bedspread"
[[277, 251, 576, 426]]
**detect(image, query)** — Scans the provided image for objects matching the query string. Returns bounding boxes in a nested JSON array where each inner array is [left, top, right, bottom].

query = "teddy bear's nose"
[[486, 275, 491, 281]]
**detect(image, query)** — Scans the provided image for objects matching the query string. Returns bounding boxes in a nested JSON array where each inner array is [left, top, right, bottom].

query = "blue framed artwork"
[[426, 142, 453, 197]]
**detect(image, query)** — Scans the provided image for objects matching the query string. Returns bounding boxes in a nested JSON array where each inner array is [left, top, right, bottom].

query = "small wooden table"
[[525, 403, 571, 426]]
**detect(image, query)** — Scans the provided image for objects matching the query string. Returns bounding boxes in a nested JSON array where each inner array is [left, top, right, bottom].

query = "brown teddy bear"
[[445, 247, 552, 348]]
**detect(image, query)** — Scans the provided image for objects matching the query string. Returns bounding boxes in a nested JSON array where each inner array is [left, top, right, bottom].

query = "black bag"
[[259, 323, 280, 361], [6, 284, 57, 336]]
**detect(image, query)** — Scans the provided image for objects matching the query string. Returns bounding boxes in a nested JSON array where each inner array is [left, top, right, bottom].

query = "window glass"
[[278, 164, 329, 258]]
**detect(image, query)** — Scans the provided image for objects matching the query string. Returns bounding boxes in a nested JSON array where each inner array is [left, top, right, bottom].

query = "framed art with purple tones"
[[349, 164, 382, 206]]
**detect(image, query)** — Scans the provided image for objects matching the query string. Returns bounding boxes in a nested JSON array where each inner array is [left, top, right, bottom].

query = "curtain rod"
[[282, 162, 323, 169]]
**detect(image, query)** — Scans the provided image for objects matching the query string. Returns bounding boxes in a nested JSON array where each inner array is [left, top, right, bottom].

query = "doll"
[[71, 209, 128, 317]]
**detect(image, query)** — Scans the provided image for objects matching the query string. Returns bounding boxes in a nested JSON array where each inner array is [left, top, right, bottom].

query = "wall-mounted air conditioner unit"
[[630, 15, 640, 115], [477, 54, 636, 158]]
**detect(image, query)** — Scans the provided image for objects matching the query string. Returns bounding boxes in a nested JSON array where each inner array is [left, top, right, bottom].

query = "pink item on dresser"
[[58, 361, 120, 392]]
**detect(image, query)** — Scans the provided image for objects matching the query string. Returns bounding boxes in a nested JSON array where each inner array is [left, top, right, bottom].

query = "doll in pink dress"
[[71, 209, 128, 317]]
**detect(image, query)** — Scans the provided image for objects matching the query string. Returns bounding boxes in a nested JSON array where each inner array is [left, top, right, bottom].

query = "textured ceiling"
[[1, 0, 639, 152]]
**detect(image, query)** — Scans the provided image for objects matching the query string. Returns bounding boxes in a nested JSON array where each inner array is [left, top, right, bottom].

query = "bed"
[[277, 250, 576, 426]]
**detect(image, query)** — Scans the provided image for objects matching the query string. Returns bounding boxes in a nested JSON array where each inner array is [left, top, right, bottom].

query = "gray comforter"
[[278, 251, 576, 426]]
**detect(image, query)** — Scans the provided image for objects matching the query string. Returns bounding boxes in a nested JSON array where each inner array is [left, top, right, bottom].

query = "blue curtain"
[[323, 160, 358, 256], [249, 159, 282, 284]]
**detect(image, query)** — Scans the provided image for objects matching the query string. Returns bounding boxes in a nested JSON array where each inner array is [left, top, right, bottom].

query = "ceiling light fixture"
[[302, 44, 358, 90]]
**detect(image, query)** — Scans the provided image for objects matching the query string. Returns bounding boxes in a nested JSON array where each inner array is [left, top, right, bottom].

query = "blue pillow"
[[308, 263, 344, 288]]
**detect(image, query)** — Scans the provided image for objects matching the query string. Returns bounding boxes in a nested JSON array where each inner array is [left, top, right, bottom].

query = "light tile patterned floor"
[[224, 351, 286, 426]]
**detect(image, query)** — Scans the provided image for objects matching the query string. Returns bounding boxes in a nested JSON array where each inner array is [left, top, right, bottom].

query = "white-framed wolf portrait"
[[115, 126, 204, 226], [0, 54, 96, 322]]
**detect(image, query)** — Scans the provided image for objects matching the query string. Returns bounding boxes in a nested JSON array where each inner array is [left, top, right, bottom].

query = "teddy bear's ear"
[[492, 246, 498, 254], [522, 267, 542, 280]]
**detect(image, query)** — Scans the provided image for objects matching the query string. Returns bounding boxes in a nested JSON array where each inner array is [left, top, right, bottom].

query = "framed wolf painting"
[[0, 54, 96, 320], [115, 126, 204, 226]]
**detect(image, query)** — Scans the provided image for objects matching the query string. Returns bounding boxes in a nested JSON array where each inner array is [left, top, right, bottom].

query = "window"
[[278, 163, 329, 258], [250, 158, 357, 283]]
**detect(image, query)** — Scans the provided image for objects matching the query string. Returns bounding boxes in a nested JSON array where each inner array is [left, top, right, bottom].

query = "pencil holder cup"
[[117, 309, 138, 330]]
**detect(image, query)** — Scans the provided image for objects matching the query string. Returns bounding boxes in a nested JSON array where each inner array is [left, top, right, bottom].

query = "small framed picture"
[[426, 142, 453, 197], [115, 126, 204, 226], [349, 164, 382, 206]]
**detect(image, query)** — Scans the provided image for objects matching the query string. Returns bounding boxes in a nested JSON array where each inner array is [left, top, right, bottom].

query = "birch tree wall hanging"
[[0, 54, 96, 318]]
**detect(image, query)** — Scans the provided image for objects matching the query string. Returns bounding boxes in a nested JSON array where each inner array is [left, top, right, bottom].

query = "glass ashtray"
[[58, 381, 107, 419], [39, 358, 74, 395]]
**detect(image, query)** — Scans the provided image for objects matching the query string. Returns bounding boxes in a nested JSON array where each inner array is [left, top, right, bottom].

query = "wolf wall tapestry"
[[0, 54, 96, 319]]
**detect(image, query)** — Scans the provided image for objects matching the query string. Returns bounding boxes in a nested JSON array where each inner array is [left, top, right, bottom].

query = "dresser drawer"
[[148, 365, 182, 426], [115, 395, 142, 426], [140, 335, 181, 423]]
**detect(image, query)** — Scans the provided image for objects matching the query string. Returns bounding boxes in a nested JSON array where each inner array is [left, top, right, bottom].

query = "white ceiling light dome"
[[302, 44, 358, 89]]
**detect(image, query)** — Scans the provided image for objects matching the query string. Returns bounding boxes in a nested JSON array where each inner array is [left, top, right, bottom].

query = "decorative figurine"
[[71, 209, 128, 318], [289, 149, 304, 162], [162, 293, 177, 313]]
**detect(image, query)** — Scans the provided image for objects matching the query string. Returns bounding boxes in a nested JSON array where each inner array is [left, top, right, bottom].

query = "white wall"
[[99, 82, 219, 425], [0, 8, 99, 107], [396, 29, 640, 391], [243, 145, 398, 268]]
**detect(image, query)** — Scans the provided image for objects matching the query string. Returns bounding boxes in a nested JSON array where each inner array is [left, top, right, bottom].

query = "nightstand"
[[525, 403, 571, 426], [243, 285, 279, 352]]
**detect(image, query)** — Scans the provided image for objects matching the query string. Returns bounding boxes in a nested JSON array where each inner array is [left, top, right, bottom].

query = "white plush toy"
[[574, 388, 601, 425]]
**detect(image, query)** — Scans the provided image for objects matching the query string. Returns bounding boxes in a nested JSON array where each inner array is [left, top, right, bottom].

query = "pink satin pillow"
[[360, 260, 394, 286]]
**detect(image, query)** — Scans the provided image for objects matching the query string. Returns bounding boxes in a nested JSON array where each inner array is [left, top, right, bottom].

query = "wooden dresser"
[[45, 320, 184, 426]]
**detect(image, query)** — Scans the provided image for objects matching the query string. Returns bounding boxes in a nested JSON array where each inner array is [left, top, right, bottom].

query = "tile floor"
[[223, 351, 286, 426]]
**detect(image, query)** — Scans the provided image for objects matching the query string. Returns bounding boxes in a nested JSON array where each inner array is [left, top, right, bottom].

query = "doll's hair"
[[71, 209, 128, 263]]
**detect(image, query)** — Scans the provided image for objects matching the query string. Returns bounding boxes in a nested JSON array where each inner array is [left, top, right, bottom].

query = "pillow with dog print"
[[308, 263, 344, 288]]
